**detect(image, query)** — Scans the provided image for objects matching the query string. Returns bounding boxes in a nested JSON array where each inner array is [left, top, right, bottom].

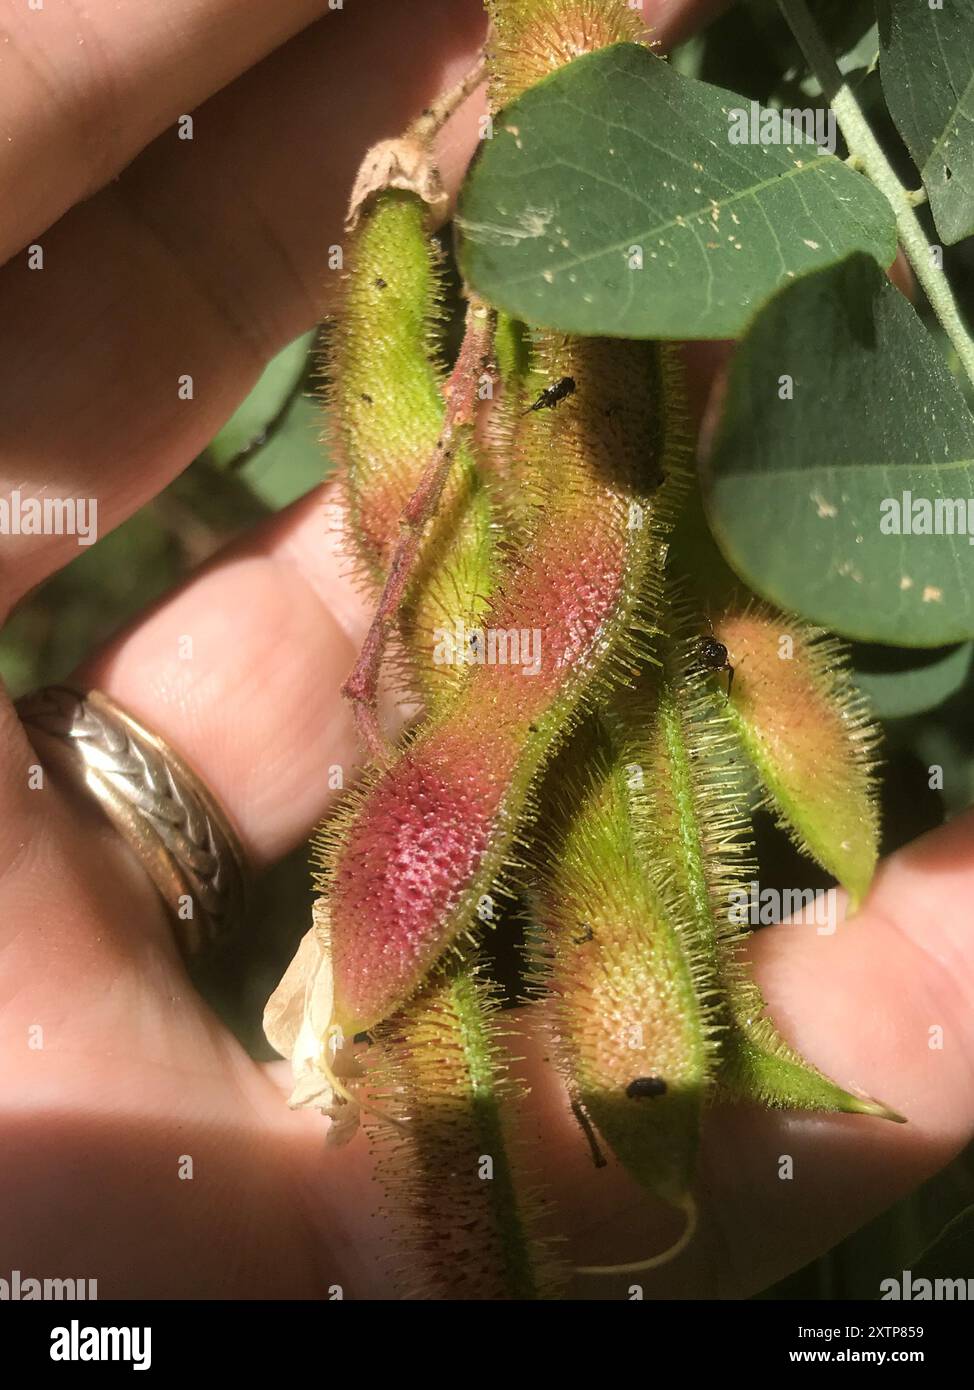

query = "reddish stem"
[[342, 298, 495, 760]]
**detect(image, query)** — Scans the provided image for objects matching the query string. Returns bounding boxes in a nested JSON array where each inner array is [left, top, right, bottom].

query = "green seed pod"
[[637, 596, 900, 1121], [367, 959, 562, 1298], [486, 0, 645, 110], [327, 186, 496, 706], [531, 714, 718, 1216], [493, 311, 532, 386], [478, 314, 546, 539], [713, 602, 882, 911]]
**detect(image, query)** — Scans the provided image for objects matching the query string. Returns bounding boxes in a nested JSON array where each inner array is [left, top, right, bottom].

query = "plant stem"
[[778, 0, 974, 389], [342, 296, 495, 760], [410, 49, 488, 144]]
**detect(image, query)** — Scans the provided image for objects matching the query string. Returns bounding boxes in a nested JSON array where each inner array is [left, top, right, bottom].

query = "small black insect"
[[698, 634, 734, 696], [374, 276, 387, 290], [571, 922, 594, 946], [360, 392, 374, 406], [626, 1076, 668, 1100], [522, 375, 576, 415]]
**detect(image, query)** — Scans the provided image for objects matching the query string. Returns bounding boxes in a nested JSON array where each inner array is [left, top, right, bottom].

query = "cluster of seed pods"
[[266, 0, 900, 1297]]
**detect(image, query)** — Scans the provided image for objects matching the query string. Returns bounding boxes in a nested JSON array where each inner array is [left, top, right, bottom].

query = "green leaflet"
[[702, 256, 974, 648], [459, 43, 896, 340], [878, 0, 974, 246]]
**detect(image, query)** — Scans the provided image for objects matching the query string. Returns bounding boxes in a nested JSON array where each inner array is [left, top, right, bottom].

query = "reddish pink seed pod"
[[322, 338, 689, 1035]]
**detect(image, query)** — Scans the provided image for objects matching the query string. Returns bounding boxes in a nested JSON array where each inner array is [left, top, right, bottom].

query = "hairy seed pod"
[[531, 714, 718, 1213], [367, 960, 562, 1298], [327, 187, 496, 705], [326, 176, 566, 1287], [478, 314, 546, 539], [717, 973, 903, 1120], [486, 0, 645, 110], [713, 601, 882, 910], [637, 596, 899, 1120], [261, 163, 565, 1297], [321, 338, 689, 1035]]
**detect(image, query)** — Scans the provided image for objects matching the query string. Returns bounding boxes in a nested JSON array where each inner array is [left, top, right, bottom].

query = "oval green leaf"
[[704, 254, 974, 646], [457, 42, 896, 339], [878, 0, 974, 246], [851, 641, 974, 719], [208, 331, 315, 469]]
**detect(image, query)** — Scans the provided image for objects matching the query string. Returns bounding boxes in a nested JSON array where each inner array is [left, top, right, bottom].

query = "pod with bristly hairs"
[[320, 335, 690, 1038]]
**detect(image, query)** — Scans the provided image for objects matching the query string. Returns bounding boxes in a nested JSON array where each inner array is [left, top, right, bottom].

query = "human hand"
[[0, 0, 970, 1301]]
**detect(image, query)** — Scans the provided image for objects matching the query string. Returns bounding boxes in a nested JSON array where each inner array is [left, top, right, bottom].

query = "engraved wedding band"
[[16, 685, 249, 956]]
